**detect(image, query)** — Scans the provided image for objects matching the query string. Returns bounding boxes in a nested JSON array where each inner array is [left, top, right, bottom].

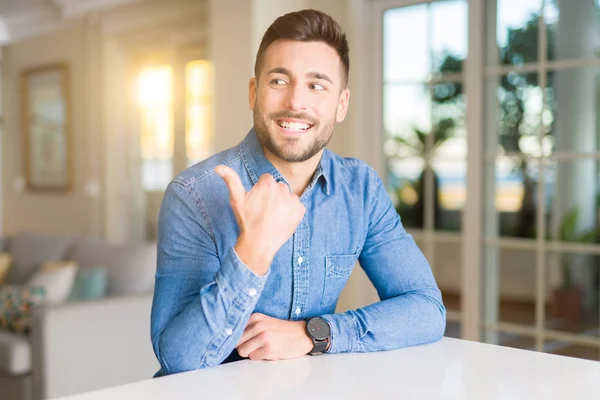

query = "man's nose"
[[284, 84, 308, 111]]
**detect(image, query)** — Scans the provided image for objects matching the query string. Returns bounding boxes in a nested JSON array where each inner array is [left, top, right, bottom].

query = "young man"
[[151, 9, 445, 376]]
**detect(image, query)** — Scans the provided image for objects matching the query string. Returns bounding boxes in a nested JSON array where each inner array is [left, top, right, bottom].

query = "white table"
[[54, 337, 600, 400]]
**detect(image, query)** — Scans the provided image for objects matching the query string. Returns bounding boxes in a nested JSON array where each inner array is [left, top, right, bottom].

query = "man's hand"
[[215, 165, 306, 276], [236, 313, 313, 361]]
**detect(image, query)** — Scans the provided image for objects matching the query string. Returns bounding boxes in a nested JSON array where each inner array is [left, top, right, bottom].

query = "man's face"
[[249, 40, 350, 163]]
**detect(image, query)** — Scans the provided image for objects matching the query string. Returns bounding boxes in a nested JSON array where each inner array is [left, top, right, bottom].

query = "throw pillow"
[[0, 285, 46, 334], [68, 266, 108, 301], [28, 261, 78, 306], [69, 240, 156, 296], [7, 232, 74, 284], [0, 252, 12, 284]]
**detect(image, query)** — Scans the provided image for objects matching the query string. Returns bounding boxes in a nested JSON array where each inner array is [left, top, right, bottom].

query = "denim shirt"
[[151, 129, 446, 375]]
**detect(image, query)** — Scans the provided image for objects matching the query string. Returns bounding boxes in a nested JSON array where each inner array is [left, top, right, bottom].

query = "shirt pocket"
[[321, 252, 359, 307]]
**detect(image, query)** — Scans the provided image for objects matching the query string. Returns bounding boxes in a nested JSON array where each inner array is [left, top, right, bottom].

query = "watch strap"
[[309, 339, 329, 355]]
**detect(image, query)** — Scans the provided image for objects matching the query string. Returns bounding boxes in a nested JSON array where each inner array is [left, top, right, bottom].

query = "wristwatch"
[[305, 317, 331, 355]]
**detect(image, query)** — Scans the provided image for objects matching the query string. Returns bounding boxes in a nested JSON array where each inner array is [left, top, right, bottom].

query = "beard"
[[253, 103, 335, 163]]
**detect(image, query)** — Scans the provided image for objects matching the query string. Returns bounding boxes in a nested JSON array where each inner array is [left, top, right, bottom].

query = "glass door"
[[482, 0, 600, 360], [376, 0, 468, 338]]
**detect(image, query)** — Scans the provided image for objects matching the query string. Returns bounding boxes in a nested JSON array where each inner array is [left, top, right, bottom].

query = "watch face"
[[307, 318, 330, 341]]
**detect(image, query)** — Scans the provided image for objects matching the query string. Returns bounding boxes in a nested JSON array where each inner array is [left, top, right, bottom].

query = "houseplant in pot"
[[551, 207, 600, 323]]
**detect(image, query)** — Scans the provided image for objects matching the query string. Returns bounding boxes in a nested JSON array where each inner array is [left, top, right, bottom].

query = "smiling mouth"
[[276, 120, 314, 132]]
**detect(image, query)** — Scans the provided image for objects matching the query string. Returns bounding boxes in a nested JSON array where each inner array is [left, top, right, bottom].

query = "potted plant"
[[390, 121, 451, 229], [551, 207, 600, 323]]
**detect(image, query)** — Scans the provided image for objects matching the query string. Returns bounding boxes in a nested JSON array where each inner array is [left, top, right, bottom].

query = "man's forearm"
[[151, 248, 268, 373], [321, 287, 446, 354]]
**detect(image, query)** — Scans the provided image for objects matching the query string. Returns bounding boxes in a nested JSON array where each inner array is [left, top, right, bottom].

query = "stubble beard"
[[253, 104, 335, 163]]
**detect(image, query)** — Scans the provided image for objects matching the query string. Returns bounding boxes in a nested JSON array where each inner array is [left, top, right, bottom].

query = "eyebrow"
[[266, 67, 334, 84]]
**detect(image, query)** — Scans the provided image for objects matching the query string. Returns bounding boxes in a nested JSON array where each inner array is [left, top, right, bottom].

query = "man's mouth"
[[276, 120, 314, 132]]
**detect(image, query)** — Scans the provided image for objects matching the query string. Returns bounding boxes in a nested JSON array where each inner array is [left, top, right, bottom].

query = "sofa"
[[0, 232, 160, 400]]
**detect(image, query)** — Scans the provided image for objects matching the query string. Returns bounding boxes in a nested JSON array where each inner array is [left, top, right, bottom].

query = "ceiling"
[[0, 0, 148, 45], [0, 0, 49, 15]]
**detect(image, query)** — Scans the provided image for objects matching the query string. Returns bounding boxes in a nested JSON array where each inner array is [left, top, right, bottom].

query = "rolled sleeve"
[[320, 312, 361, 354]]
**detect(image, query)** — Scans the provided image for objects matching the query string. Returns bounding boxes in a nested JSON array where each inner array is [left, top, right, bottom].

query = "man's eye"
[[310, 83, 326, 91], [270, 79, 287, 85]]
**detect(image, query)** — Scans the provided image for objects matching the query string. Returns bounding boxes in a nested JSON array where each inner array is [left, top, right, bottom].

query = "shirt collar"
[[240, 128, 332, 196]]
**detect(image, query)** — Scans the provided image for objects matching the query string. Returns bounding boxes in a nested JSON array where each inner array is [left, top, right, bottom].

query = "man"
[[151, 9, 445, 376]]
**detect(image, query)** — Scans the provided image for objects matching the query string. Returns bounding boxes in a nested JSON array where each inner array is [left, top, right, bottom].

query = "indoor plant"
[[551, 207, 600, 322]]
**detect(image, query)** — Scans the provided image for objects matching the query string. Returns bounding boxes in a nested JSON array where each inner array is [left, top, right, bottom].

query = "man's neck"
[[264, 150, 323, 197]]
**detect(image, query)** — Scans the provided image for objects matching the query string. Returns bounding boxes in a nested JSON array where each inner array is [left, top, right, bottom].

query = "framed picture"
[[21, 63, 71, 192]]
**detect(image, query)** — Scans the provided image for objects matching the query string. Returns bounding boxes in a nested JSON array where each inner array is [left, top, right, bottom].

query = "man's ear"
[[336, 88, 350, 123], [249, 77, 257, 111]]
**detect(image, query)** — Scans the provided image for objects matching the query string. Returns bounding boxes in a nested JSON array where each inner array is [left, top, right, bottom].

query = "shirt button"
[[295, 307, 301, 315], [297, 256, 304, 264], [225, 328, 233, 336], [248, 288, 257, 297]]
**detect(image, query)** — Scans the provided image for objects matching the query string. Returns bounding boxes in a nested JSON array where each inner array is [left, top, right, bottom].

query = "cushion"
[[6, 232, 74, 284], [68, 266, 108, 301], [0, 285, 46, 335], [69, 240, 156, 296], [0, 329, 31, 375], [28, 261, 78, 306], [0, 253, 11, 284], [0, 236, 8, 252]]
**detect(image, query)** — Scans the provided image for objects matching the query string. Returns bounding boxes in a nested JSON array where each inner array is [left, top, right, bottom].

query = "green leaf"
[[576, 230, 600, 243], [559, 207, 579, 242]]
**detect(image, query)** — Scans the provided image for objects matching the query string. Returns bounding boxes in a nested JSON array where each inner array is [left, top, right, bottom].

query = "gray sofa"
[[0, 232, 160, 400]]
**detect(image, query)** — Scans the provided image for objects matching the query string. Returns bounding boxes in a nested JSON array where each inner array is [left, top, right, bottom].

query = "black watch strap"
[[309, 339, 329, 355]]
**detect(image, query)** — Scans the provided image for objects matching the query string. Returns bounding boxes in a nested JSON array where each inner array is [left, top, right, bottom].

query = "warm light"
[[138, 67, 172, 106], [400, 184, 419, 206], [138, 65, 173, 161], [496, 181, 524, 212], [187, 61, 211, 97], [186, 60, 213, 164]]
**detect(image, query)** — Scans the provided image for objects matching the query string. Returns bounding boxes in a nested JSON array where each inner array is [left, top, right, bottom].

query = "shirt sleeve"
[[321, 171, 446, 353], [151, 181, 268, 374]]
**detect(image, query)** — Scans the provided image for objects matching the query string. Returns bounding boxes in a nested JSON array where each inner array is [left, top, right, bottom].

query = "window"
[[137, 58, 214, 241], [186, 60, 213, 167], [137, 60, 214, 192], [381, 0, 468, 336], [138, 66, 174, 192], [376, 0, 600, 361], [383, 1, 468, 232]]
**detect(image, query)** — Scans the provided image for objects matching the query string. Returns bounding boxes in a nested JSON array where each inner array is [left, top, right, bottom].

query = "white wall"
[[2, 22, 95, 236], [209, 0, 254, 152]]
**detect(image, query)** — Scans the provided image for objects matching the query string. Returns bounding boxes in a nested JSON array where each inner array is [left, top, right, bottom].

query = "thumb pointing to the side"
[[215, 165, 246, 206]]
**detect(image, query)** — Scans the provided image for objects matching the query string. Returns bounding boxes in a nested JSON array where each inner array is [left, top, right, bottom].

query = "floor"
[[442, 292, 600, 362]]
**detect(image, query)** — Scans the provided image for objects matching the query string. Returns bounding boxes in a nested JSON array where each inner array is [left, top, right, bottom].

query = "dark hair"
[[254, 9, 350, 87]]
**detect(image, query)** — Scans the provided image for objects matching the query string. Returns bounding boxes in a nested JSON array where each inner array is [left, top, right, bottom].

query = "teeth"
[[280, 121, 310, 131]]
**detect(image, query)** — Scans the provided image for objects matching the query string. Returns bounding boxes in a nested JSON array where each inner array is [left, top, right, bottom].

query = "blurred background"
[[0, 0, 598, 399]]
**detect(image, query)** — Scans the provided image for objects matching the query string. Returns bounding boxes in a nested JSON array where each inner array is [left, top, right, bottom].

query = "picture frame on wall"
[[21, 63, 71, 192]]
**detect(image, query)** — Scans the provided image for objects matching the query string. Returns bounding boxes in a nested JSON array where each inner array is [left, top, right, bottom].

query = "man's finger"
[[215, 165, 246, 205], [248, 313, 267, 324], [236, 321, 263, 348], [237, 333, 265, 358], [248, 347, 271, 361]]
